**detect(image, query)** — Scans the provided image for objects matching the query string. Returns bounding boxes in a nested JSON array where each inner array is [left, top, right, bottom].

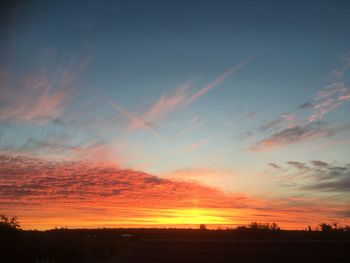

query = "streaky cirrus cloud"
[[339, 90, 350, 101], [308, 55, 350, 122], [108, 58, 250, 137], [247, 121, 350, 152], [106, 98, 164, 141], [186, 57, 251, 105], [260, 113, 297, 132], [251, 53, 350, 153], [0, 58, 90, 124]]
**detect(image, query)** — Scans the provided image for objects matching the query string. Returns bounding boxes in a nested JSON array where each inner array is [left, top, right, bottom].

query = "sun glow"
[[138, 208, 233, 226]]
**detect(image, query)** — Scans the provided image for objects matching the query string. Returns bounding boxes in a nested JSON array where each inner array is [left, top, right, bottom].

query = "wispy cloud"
[[260, 113, 297, 131], [186, 57, 251, 105], [140, 81, 193, 125], [0, 58, 90, 124], [176, 133, 221, 152], [308, 55, 350, 122], [249, 53, 350, 153], [108, 58, 250, 136], [106, 98, 164, 141]]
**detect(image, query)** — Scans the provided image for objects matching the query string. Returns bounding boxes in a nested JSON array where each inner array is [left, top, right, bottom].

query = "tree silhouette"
[[0, 215, 20, 231], [249, 222, 280, 231], [319, 223, 333, 232], [199, 224, 207, 230]]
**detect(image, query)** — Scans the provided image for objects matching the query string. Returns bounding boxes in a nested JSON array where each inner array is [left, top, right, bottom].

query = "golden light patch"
[[135, 208, 233, 226]]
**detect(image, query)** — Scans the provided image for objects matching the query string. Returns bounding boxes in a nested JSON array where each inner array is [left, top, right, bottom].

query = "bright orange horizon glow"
[[1, 154, 350, 231]]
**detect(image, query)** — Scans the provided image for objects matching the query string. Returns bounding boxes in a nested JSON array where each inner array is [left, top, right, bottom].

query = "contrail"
[[187, 56, 253, 104], [106, 98, 163, 141]]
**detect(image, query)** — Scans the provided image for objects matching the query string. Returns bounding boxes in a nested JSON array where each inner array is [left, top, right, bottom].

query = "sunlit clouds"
[[0, 58, 89, 124], [107, 58, 249, 140], [1, 153, 349, 230]]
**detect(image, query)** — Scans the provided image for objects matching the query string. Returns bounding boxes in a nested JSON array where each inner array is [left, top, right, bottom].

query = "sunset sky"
[[1, 0, 350, 230]]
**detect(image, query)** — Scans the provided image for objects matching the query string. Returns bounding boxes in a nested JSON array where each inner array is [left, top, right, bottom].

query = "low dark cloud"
[[248, 122, 350, 152], [297, 102, 313, 110], [287, 161, 308, 170], [268, 163, 282, 169], [303, 177, 350, 192], [275, 159, 350, 193], [311, 160, 329, 168]]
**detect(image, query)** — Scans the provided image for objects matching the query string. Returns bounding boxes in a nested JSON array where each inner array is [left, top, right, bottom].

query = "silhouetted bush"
[[199, 224, 207, 230], [0, 215, 20, 231], [249, 222, 280, 231], [319, 222, 350, 233]]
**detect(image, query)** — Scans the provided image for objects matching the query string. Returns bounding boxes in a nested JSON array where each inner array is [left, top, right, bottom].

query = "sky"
[[0, 0, 350, 230]]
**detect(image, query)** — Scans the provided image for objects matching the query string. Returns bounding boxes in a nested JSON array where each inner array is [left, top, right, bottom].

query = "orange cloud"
[[1, 153, 349, 230]]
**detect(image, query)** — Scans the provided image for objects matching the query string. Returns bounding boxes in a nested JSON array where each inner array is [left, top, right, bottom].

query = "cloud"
[[1, 153, 349, 229], [308, 55, 350, 122], [139, 81, 193, 125], [303, 178, 350, 192], [274, 159, 350, 193], [311, 160, 329, 168], [0, 58, 89, 124], [260, 114, 296, 131], [287, 161, 308, 170], [186, 57, 251, 105], [0, 153, 251, 225], [297, 102, 313, 110], [108, 58, 250, 136], [268, 163, 282, 169], [176, 133, 222, 153], [178, 115, 206, 136], [248, 121, 350, 152], [339, 90, 350, 101], [106, 98, 163, 141]]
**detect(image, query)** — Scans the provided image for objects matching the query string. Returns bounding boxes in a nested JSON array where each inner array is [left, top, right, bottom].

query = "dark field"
[[129, 239, 350, 263], [1, 229, 350, 263]]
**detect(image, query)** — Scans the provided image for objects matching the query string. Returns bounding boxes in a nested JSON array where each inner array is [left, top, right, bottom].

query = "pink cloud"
[[308, 55, 350, 122], [108, 58, 250, 137], [339, 90, 350, 101], [1, 153, 349, 229], [107, 98, 164, 141], [0, 58, 89, 124]]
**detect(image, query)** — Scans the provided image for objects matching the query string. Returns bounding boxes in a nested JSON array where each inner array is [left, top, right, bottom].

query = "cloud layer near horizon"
[[1, 153, 349, 230]]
